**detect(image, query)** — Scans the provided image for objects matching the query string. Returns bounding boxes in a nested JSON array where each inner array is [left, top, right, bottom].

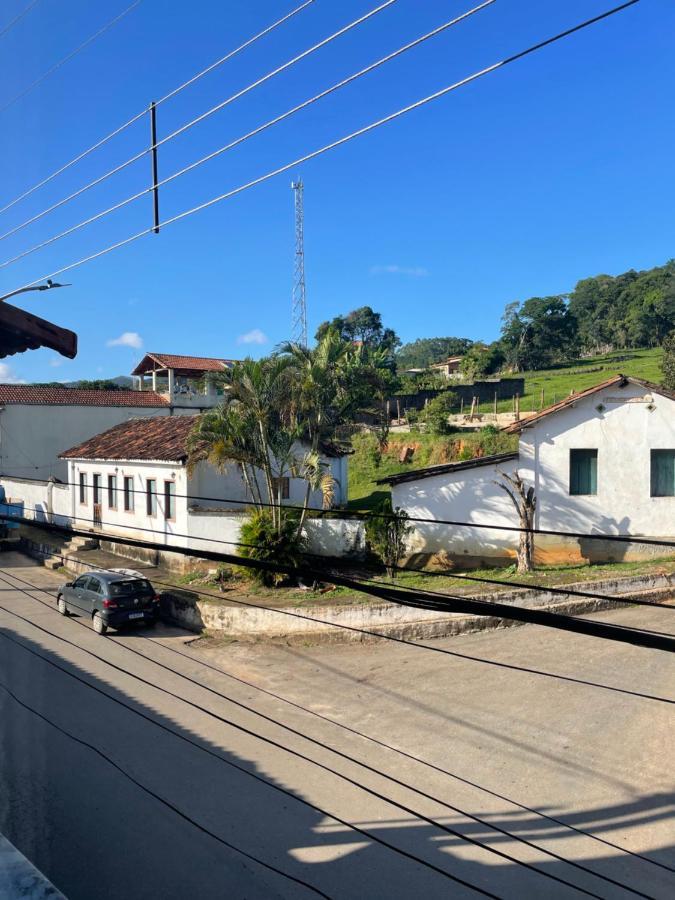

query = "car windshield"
[[108, 579, 153, 597]]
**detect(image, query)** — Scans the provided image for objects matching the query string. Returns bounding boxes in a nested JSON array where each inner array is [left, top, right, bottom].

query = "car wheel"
[[57, 595, 69, 616], [92, 612, 108, 635]]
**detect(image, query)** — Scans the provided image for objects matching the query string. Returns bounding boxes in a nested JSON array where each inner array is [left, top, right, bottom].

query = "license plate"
[[128, 612, 144, 620]]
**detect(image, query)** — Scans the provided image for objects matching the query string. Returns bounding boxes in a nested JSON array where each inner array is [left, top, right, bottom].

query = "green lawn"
[[348, 347, 664, 507], [488, 347, 663, 414]]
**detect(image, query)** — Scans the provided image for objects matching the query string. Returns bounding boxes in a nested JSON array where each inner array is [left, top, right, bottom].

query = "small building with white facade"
[[379, 376, 675, 566], [53, 415, 356, 567]]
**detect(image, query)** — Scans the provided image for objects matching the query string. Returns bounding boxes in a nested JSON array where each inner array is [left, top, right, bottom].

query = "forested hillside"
[[395, 258, 675, 375]]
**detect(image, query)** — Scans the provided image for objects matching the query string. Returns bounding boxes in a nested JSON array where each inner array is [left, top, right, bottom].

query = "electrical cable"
[[0, 0, 41, 41], [0, 0, 399, 244], [5, 508, 675, 652], [10, 475, 675, 548], [0, 681, 332, 898], [8, 500, 675, 615], [34, 474, 675, 548], [15, 539, 675, 706], [0, 583, 639, 898], [0, 0, 143, 116], [0, 618, 502, 898], [0, 0, 497, 271], [0, 0, 315, 217], [11, 0, 641, 294]]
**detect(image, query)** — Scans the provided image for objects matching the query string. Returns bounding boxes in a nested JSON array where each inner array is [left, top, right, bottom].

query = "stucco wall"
[[391, 461, 520, 565], [0, 405, 173, 480], [391, 383, 675, 566]]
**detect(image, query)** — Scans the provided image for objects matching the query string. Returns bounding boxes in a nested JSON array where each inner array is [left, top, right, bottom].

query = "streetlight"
[[0, 279, 71, 303]]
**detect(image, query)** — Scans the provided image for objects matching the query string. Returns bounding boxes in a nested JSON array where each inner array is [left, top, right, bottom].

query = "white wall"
[[518, 382, 675, 539], [0, 405, 174, 481], [391, 461, 519, 563]]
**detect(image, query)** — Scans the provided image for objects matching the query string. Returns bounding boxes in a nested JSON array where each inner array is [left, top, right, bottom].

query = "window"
[[92, 474, 101, 505], [651, 450, 675, 497], [79, 473, 87, 504], [108, 474, 117, 508], [570, 449, 597, 496], [164, 480, 175, 520], [146, 479, 157, 516], [123, 476, 134, 512], [87, 577, 102, 594], [73, 575, 88, 589], [271, 476, 290, 500]]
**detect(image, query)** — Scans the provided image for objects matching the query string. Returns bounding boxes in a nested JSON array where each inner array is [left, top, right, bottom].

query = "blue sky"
[[0, 0, 673, 383]]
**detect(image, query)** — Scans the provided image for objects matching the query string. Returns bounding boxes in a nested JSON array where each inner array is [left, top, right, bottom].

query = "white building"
[[0, 355, 240, 481], [379, 376, 675, 566], [51, 415, 355, 567]]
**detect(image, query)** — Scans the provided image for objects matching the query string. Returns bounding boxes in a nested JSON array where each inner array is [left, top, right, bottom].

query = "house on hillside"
[[131, 352, 236, 407], [430, 355, 464, 379], [378, 375, 675, 566], [51, 416, 353, 567]]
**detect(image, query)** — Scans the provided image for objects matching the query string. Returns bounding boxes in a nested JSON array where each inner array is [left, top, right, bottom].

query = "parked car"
[[57, 570, 160, 635]]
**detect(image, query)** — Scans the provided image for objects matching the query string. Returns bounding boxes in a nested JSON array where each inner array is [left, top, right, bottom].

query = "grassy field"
[[488, 347, 663, 414], [348, 347, 664, 507], [348, 429, 517, 509]]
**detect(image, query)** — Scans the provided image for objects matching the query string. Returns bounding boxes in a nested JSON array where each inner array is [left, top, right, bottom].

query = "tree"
[[499, 297, 576, 371], [495, 471, 536, 573], [662, 330, 675, 391], [395, 336, 473, 370], [421, 391, 457, 435], [315, 306, 400, 362], [460, 342, 504, 380]]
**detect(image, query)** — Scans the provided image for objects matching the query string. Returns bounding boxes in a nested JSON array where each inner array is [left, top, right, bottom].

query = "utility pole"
[[291, 178, 307, 346]]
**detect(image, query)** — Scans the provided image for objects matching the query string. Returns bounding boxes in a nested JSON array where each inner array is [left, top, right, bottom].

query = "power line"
[[0, 581, 648, 898], [0, 0, 41, 41], [10, 499, 675, 613], [12, 1, 642, 298], [6, 506, 675, 652], [22, 475, 675, 548], [0, 615, 500, 897], [0, 0, 399, 245], [0, 0, 316, 217], [0, 0, 143, 116], [0, 0, 496, 272], [18, 538, 675, 706]]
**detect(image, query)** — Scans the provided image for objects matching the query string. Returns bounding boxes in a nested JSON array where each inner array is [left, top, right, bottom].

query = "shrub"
[[237, 510, 306, 587], [476, 424, 516, 457], [365, 497, 413, 578], [421, 391, 457, 435]]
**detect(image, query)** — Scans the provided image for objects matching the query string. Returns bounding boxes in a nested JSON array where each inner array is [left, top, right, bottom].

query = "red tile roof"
[[60, 416, 199, 461], [131, 352, 236, 375], [0, 385, 169, 407]]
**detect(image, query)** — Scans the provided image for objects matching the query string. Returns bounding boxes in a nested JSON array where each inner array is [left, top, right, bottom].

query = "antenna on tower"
[[291, 178, 308, 347]]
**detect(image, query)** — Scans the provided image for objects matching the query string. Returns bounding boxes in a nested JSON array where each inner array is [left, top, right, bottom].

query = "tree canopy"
[[395, 336, 474, 370], [315, 306, 400, 361]]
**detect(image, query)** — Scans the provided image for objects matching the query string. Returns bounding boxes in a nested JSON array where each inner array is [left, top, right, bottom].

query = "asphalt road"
[[0, 553, 674, 899]]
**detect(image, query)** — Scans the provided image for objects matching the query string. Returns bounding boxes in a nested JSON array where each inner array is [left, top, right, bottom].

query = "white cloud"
[[370, 264, 429, 278], [107, 331, 143, 349], [49, 356, 64, 368], [237, 328, 268, 346], [0, 363, 26, 384]]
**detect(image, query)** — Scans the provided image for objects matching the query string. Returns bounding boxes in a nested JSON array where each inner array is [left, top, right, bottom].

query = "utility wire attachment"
[[149, 102, 160, 233]]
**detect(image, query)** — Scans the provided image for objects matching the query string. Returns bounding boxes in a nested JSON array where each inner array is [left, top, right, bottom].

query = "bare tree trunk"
[[496, 471, 536, 573]]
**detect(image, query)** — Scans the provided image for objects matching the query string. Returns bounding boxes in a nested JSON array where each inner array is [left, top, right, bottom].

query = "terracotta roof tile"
[[60, 416, 198, 461], [131, 352, 236, 375], [0, 385, 169, 407]]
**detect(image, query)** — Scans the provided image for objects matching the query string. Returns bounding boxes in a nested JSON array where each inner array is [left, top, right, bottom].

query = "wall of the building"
[[0, 405, 171, 480], [518, 381, 675, 562], [391, 383, 675, 567]]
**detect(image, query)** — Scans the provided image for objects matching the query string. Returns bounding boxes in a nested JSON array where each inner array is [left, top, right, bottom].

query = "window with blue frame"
[[651, 450, 675, 497], [570, 449, 598, 495]]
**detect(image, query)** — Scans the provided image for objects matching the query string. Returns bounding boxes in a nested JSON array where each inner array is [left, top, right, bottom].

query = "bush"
[[476, 424, 515, 457], [237, 510, 306, 587], [421, 391, 457, 435], [365, 497, 413, 577]]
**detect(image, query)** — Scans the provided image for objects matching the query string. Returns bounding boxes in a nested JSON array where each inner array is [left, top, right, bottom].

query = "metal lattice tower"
[[291, 178, 308, 346]]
